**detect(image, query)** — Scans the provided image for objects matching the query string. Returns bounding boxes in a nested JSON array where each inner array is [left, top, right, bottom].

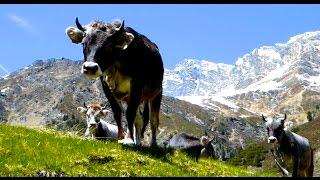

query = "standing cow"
[[262, 114, 314, 177], [66, 18, 164, 146]]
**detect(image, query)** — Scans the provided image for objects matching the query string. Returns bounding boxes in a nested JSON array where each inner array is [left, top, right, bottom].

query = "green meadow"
[[0, 124, 277, 177]]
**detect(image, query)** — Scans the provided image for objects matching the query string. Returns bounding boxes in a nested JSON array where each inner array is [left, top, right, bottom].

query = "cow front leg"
[[100, 77, 124, 140], [119, 88, 142, 145], [292, 157, 299, 177], [125, 98, 141, 145]]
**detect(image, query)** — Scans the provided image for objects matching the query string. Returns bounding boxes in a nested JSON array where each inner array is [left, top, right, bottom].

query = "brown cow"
[[66, 18, 163, 146]]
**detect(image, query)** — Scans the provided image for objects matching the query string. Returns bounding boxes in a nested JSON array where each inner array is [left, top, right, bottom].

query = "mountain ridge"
[[163, 30, 320, 125]]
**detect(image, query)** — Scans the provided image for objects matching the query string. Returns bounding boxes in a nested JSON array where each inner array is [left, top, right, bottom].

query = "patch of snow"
[[1, 87, 11, 93], [176, 95, 206, 107], [211, 96, 239, 110]]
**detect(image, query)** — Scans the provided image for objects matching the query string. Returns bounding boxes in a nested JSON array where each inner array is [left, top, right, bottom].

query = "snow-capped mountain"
[[163, 59, 233, 97], [163, 30, 320, 124]]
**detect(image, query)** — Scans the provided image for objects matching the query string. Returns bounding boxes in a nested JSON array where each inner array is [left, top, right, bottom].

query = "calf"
[[165, 132, 215, 162], [66, 18, 163, 146], [262, 114, 314, 177], [77, 102, 117, 140]]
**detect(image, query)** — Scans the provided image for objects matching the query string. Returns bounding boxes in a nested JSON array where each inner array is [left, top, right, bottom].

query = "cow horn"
[[83, 102, 87, 108], [262, 114, 267, 122], [115, 20, 125, 33], [76, 17, 85, 32], [283, 113, 287, 121]]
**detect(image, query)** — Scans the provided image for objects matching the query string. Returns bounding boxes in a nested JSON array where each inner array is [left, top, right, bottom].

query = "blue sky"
[[1, 4, 320, 75]]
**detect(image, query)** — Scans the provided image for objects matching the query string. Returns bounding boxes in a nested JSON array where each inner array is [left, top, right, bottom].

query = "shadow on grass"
[[120, 142, 207, 163], [120, 144, 175, 163]]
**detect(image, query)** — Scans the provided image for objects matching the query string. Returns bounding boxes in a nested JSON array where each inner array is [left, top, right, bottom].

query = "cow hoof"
[[118, 138, 135, 145]]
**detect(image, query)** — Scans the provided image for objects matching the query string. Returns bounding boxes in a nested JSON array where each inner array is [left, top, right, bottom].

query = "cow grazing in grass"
[[262, 114, 314, 177], [77, 102, 117, 140], [165, 132, 215, 162], [66, 18, 164, 146]]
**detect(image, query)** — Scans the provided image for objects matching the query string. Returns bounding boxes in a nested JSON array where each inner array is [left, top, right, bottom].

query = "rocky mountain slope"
[[163, 31, 320, 125]]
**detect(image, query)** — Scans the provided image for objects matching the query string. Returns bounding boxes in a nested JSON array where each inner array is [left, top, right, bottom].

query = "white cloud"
[[7, 14, 35, 33]]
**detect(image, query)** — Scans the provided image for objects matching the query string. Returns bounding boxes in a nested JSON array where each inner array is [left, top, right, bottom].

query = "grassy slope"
[[0, 124, 277, 177]]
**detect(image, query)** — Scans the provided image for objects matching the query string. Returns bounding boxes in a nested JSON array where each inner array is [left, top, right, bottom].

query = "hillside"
[[0, 124, 276, 177], [0, 59, 267, 158], [1, 54, 320, 176]]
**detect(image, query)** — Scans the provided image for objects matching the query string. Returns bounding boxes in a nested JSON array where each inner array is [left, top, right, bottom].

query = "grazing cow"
[[77, 102, 118, 140], [262, 114, 314, 177], [165, 132, 215, 162], [66, 18, 163, 146]]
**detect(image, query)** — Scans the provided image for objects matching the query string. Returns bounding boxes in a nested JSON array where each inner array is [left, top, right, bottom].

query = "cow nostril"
[[83, 65, 98, 73]]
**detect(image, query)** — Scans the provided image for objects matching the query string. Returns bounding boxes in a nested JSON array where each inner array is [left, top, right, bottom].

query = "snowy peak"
[[163, 30, 320, 121], [163, 59, 234, 97], [287, 31, 320, 44]]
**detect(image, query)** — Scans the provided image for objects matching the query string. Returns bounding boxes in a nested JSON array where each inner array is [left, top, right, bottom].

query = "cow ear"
[[77, 107, 87, 114], [115, 32, 135, 50], [65, 26, 84, 44], [101, 109, 111, 116]]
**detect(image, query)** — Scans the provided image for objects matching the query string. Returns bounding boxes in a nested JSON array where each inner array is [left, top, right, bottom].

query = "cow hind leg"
[[149, 92, 162, 147], [308, 149, 314, 177], [297, 169, 307, 177], [308, 164, 314, 177], [141, 101, 149, 138], [134, 108, 143, 146]]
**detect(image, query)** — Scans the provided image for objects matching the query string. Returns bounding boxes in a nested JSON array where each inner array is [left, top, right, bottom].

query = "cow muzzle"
[[82, 62, 102, 79], [268, 136, 277, 144]]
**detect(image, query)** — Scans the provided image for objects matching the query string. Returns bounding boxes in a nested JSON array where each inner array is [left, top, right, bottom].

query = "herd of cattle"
[[66, 18, 314, 177]]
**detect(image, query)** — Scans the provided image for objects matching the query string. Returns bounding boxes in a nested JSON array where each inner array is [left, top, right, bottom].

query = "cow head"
[[200, 135, 213, 146], [77, 102, 110, 133], [65, 18, 135, 79], [200, 135, 215, 158], [262, 114, 286, 144]]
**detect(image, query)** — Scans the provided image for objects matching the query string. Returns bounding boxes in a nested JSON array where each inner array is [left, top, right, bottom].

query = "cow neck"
[[277, 130, 292, 153]]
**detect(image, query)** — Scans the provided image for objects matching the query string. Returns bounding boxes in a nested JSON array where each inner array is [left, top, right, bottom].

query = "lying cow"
[[66, 18, 164, 146], [262, 114, 314, 177], [77, 102, 118, 140], [165, 132, 215, 162]]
